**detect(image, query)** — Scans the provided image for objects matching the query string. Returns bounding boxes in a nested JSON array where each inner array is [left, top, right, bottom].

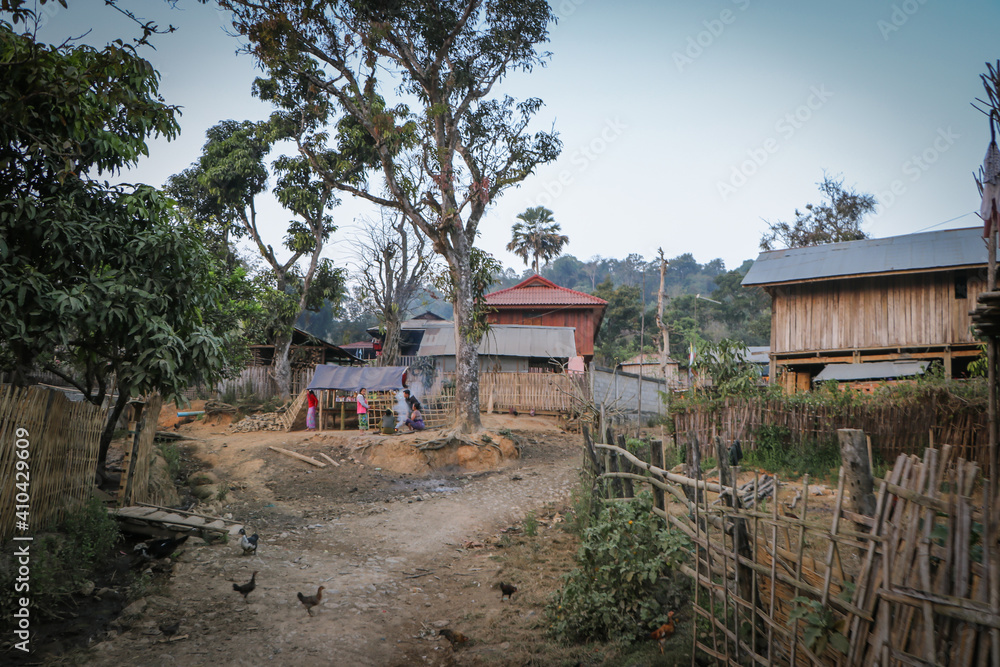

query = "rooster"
[[233, 571, 257, 603], [297, 586, 325, 616], [238, 528, 259, 556], [650, 611, 676, 654], [498, 582, 518, 601]]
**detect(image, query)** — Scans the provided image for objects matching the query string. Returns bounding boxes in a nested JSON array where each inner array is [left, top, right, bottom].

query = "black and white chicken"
[[238, 528, 259, 556], [135, 534, 189, 560]]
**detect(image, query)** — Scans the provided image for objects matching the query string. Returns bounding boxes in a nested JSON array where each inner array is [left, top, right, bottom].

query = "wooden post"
[[839, 428, 876, 518], [650, 437, 665, 512]]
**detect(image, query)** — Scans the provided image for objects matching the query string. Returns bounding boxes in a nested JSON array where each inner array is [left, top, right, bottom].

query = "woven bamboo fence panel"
[[586, 426, 1000, 666], [215, 367, 314, 401], [0, 385, 105, 541], [674, 397, 988, 467], [474, 372, 577, 413], [118, 394, 164, 507]]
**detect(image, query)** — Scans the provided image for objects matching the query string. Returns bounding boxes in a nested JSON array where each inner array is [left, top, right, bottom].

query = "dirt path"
[[86, 415, 583, 666]]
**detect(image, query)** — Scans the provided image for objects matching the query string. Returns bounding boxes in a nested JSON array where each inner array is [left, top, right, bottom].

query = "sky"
[[30, 0, 1000, 276]]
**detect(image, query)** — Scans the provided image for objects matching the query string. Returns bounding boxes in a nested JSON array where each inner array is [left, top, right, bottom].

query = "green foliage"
[[788, 597, 848, 656], [523, 511, 538, 537], [760, 174, 877, 251], [692, 338, 761, 396], [158, 442, 183, 482], [547, 492, 690, 643], [593, 278, 643, 366], [0, 497, 120, 625], [742, 425, 840, 479]]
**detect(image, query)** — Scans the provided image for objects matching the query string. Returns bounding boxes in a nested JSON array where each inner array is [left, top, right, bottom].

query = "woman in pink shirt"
[[356, 387, 369, 431]]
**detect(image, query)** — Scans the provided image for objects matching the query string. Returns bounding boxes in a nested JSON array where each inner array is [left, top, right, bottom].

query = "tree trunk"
[[451, 252, 482, 434], [98, 389, 131, 472], [380, 311, 401, 367], [272, 327, 294, 400]]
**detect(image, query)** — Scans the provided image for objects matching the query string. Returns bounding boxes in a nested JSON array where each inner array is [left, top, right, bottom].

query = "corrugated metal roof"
[[742, 227, 985, 286], [416, 324, 577, 358], [485, 275, 608, 306], [813, 360, 929, 382]]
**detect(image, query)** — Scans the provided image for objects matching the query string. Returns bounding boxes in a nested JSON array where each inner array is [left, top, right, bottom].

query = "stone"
[[189, 471, 219, 485]]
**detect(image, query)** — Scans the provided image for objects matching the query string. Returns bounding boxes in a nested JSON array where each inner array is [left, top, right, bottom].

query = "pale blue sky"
[[33, 0, 1000, 273]]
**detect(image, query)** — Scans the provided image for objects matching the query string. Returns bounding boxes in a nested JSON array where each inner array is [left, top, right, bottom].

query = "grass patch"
[[742, 425, 841, 482]]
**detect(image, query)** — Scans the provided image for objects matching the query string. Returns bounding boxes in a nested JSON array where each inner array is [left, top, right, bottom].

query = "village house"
[[248, 326, 361, 368], [741, 227, 987, 392], [483, 274, 608, 365]]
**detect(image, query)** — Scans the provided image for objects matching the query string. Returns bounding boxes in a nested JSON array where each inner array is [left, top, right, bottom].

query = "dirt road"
[[86, 415, 584, 666]]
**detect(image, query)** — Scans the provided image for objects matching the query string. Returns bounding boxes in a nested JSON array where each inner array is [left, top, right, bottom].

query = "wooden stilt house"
[[742, 227, 988, 391]]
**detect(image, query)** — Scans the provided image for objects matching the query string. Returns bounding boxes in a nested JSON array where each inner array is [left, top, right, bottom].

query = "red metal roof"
[[485, 275, 608, 307]]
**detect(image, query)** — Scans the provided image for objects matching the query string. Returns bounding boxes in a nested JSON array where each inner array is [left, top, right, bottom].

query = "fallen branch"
[[318, 452, 340, 467], [267, 446, 326, 468]]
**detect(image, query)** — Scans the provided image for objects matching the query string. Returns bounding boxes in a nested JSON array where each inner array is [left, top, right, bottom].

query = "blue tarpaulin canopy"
[[307, 365, 408, 391]]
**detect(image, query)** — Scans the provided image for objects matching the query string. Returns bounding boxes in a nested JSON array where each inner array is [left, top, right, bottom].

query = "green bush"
[[547, 492, 690, 643], [0, 496, 120, 626], [743, 424, 840, 480]]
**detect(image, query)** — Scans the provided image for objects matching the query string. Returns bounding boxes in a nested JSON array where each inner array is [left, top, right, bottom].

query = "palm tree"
[[506, 206, 569, 274]]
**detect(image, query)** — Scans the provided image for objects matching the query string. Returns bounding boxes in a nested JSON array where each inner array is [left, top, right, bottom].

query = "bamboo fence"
[[456, 371, 583, 414], [674, 396, 988, 467], [215, 366, 315, 401], [584, 426, 1000, 666], [0, 385, 106, 541]]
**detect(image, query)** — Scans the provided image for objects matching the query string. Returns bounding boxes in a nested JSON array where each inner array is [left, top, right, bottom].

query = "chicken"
[[650, 611, 676, 654], [158, 621, 181, 637], [297, 585, 325, 616], [498, 582, 518, 601], [232, 571, 257, 602], [136, 534, 189, 560], [238, 528, 259, 556], [439, 628, 469, 647]]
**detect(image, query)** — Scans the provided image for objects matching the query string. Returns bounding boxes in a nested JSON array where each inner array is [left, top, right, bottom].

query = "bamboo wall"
[[0, 385, 106, 541], [215, 366, 314, 401], [674, 396, 987, 467], [771, 271, 985, 354], [586, 428, 1000, 666]]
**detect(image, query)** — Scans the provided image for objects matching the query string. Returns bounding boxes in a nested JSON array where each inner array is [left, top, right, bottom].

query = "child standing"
[[356, 387, 369, 431]]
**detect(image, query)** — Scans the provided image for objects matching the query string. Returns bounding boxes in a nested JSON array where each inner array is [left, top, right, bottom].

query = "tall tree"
[[218, 0, 562, 433], [352, 212, 438, 366], [0, 11, 236, 471], [173, 118, 347, 398], [760, 174, 877, 251], [506, 206, 569, 274]]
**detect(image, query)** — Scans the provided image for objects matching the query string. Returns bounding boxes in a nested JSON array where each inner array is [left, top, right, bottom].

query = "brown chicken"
[[439, 628, 469, 647], [498, 582, 518, 601], [650, 611, 676, 654], [233, 571, 257, 602], [297, 585, 325, 616]]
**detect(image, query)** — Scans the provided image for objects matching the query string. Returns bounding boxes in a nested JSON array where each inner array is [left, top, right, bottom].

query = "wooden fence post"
[[838, 428, 876, 518], [650, 438, 665, 512]]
